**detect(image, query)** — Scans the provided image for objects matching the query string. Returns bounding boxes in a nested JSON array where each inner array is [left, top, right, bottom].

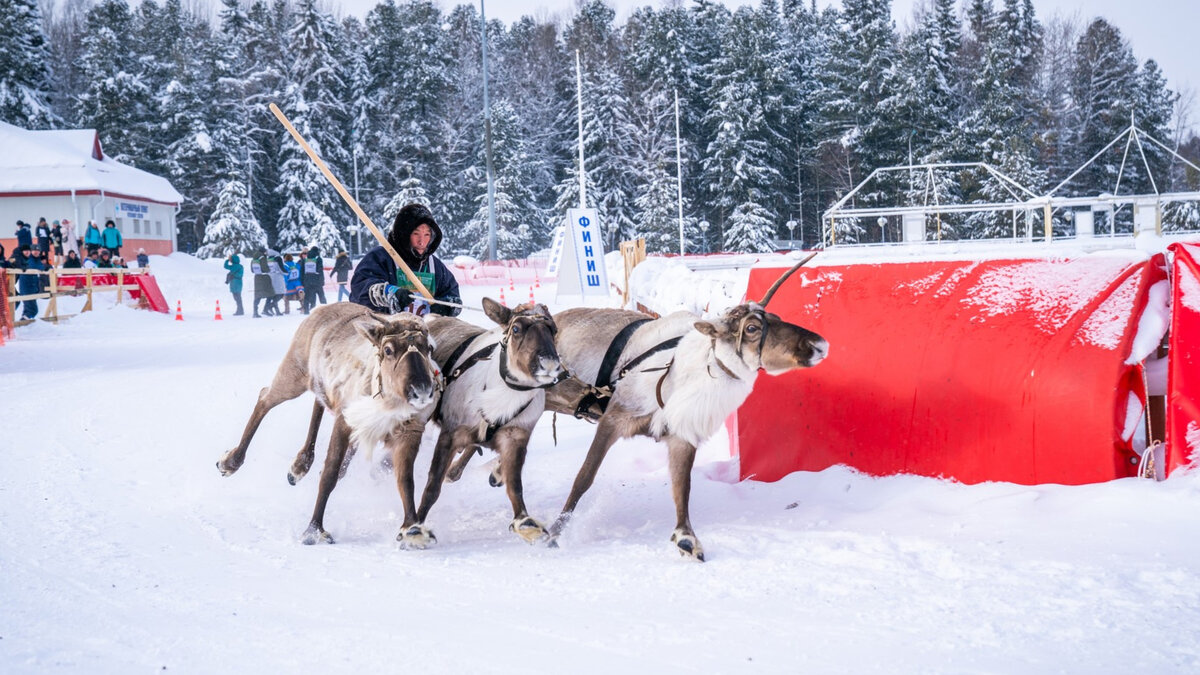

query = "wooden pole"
[[83, 269, 93, 313], [47, 269, 58, 320], [268, 102, 433, 299]]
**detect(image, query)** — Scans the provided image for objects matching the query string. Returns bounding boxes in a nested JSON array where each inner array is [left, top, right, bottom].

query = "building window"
[[116, 218, 124, 231], [133, 220, 141, 234], [156, 221, 162, 236]]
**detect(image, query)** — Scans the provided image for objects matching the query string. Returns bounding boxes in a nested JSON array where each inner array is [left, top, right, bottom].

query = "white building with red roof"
[[0, 121, 184, 256]]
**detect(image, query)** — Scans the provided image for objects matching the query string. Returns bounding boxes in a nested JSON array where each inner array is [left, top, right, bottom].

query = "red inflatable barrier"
[[733, 252, 1166, 485], [1167, 243, 1200, 475]]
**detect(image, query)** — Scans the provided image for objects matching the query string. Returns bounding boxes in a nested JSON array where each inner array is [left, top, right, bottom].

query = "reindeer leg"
[[394, 420, 438, 548], [301, 416, 351, 545], [406, 427, 472, 547], [665, 435, 703, 562], [492, 427, 545, 543], [547, 405, 644, 545], [287, 400, 324, 485], [445, 443, 482, 483], [217, 380, 306, 476]]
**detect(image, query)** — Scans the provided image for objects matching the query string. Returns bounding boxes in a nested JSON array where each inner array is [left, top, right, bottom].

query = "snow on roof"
[[0, 121, 183, 205]]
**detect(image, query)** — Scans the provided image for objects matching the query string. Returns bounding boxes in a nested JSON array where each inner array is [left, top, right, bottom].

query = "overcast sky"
[[335, 0, 1197, 123]]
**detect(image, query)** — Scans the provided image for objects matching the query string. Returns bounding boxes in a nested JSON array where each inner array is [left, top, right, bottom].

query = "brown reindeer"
[[215, 303, 443, 546], [543, 260, 828, 560], [422, 298, 566, 543]]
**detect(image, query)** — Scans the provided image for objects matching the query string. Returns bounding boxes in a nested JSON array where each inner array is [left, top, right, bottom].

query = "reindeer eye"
[[745, 323, 760, 334], [511, 324, 522, 335], [383, 345, 395, 357]]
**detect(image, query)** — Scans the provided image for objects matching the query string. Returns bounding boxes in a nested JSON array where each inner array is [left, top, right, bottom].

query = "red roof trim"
[[0, 189, 178, 207], [92, 132, 104, 161]]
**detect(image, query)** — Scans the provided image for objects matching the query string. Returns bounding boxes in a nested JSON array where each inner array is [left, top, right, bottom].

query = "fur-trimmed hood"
[[387, 203, 442, 269]]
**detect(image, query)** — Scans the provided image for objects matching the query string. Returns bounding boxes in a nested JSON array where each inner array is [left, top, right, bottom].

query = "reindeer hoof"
[[509, 517, 547, 544], [398, 524, 436, 549], [670, 530, 706, 562], [488, 468, 504, 488], [301, 526, 334, 545], [216, 453, 242, 477]]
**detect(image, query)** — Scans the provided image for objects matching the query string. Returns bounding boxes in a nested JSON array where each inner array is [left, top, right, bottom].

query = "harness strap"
[[497, 338, 569, 391], [440, 333, 481, 384], [444, 343, 497, 387], [480, 398, 534, 442], [595, 318, 652, 388], [653, 359, 674, 408]]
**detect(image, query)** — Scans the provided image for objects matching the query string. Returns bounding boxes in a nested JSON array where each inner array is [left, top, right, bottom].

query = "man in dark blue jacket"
[[351, 203, 461, 317], [15, 221, 32, 250]]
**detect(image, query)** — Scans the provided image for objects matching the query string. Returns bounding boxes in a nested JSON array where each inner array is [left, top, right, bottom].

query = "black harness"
[[436, 313, 567, 441], [574, 319, 684, 418]]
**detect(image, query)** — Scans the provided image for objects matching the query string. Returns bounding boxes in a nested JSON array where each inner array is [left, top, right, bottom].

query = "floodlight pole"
[[481, 0, 498, 260], [576, 50, 587, 209], [675, 89, 685, 255]]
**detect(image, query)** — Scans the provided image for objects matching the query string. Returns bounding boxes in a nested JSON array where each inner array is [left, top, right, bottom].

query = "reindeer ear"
[[482, 297, 512, 326], [532, 303, 552, 319], [693, 321, 720, 338], [354, 319, 384, 345]]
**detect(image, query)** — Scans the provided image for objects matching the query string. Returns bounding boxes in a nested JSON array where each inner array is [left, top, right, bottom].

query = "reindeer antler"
[[758, 251, 819, 307]]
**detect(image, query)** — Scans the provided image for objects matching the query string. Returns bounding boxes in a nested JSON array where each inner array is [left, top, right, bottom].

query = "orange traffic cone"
[[499, 287, 506, 305], [528, 286, 535, 304], [534, 271, 541, 288], [175, 300, 183, 321], [509, 275, 515, 291], [214, 300, 223, 320]]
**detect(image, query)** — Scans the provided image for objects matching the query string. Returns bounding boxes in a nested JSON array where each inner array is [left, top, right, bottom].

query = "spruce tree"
[[0, 0, 58, 128], [199, 178, 268, 258], [75, 0, 154, 165]]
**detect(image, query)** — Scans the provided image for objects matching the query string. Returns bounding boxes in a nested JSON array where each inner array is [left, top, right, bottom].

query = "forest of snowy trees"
[[2, 0, 1198, 257]]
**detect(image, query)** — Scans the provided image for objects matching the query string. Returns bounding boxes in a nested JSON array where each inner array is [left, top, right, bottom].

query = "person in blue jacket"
[[224, 254, 245, 316], [351, 203, 461, 317], [101, 220, 123, 256], [16, 249, 47, 319], [84, 221, 103, 255], [15, 221, 33, 250]]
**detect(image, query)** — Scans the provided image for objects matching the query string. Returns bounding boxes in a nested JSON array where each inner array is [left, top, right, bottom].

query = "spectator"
[[97, 248, 114, 268], [251, 250, 275, 318], [15, 220, 33, 250], [302, 245, 326, 312], [101, 220, 123, 256], [113, 256, 128, 269], [282, 253, 303, 314], [62, 250, 83, 269], [136, 248, 149, 268], [0, 242, 7, 270], [83, 250, 99, 268], [35, 218, 51, 256], [84, 221, 102, 254], [330, 250, 352, 301], [266, 249, 286, 316], [16, 248, 45, 320], [51, 220, 64, 258], [224, 254, 245, 316], [352, 203, 461, 317], [62, 219, 79, 257]]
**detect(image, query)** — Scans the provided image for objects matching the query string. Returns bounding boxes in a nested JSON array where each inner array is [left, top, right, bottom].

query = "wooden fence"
[[3, 267, 150, 326]]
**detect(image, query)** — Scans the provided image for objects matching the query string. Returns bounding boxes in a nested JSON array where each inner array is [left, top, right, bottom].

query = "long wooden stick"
[[268, 102, 433, 299]]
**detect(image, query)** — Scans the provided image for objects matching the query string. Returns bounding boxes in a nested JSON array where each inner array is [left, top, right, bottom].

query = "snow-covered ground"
[[3, 253, 1200, 673]]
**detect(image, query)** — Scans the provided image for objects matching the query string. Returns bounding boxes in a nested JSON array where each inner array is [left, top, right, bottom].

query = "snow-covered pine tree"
[[74, 0, 154, 165], [630, 89, 697, 254], [0, 0, 59, 128], [554, 1, 637, 250], [242, 0, 293, 243], [463, 100, 540, 259], [1131, 59, 1177, 194], [1068, 18, 1139, 202], [382, 167, 430, 226], [275, 91, 341, 252], [198, 177, 268, 258], [273, 0, 348, 252], [700, 5, 787, 252]]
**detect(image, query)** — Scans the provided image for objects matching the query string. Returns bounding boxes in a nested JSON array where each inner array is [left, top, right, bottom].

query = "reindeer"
[[420, 298, 566, 544], [215, 303, 444, 547], [543, 258, 828, 561]]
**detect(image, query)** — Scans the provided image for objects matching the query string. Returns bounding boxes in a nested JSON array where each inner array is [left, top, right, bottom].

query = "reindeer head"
[[355, 312, 440, 409], [693, 253, 829, 376], [483, 297, 566, 388]]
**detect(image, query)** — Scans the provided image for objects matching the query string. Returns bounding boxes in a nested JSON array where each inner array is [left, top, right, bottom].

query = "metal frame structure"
[[822, 119, 1200, 247]]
